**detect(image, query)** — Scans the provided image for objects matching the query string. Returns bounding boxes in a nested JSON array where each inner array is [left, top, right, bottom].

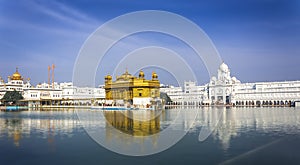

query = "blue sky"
[[0, 0, 299, 86]]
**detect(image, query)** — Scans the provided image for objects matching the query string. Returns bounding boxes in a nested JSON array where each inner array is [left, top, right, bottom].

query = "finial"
[[16, 67, 18, 72]]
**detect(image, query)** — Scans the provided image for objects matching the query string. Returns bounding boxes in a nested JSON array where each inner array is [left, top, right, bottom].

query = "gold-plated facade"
[[104, 70, 160, 103]]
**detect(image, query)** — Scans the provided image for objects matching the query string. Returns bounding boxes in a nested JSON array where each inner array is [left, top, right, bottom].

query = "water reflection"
[[0, 110, 80, 147], [194, 107, 300, 150], [104, 111, 161, 136], [0, 107, 300, 152], [77, 108, 197, 156]]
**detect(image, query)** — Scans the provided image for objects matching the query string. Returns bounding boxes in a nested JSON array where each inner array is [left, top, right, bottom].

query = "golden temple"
[[104, 70, 160, 105]]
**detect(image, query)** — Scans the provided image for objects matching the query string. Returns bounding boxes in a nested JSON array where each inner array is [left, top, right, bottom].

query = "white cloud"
[[29, 0, 100, 29]]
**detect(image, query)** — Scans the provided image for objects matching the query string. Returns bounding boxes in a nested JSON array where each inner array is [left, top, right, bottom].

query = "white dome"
[[219, 62, 229, 72], [211, 76, 217, 81], [232, 77, 237, 82]]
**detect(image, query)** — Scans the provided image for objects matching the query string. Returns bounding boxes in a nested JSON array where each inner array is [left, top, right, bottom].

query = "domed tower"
[[218, 62, 231, 83], [219, 62, 229, 72], [117, 69, 134, 81], [24, 78, 31, 88], [152, 71, 158, 80], [11, 67, 23, 80], [139, 70, 145, 79], [6, 67, 26, 92], [105, 74, 112, 84], [104, 74, 113, 100]]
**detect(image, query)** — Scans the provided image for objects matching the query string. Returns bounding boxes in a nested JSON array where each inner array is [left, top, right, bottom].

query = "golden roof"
[[118, 69, 134, 80], [11, 68, 22, 80]]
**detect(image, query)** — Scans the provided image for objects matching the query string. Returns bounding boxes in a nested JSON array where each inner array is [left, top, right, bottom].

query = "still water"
[[0, 107, 300, 165]]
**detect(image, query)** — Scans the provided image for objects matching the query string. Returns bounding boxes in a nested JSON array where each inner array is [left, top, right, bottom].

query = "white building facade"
[[208, 62, 241, 105], [161, 62, 300, 106], [0, 68, 32, 99], [2, 64, 300, 107], [160, 81, 207, 105], [60, 82, 105, 105], [0, 68, 105, 107]]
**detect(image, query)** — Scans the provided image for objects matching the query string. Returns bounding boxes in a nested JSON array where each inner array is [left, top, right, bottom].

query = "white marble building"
[[0, 68, 32, 99], [24, 82, 105, 107], [0, 68, 105, 106], [209, 62, 300, 106], [60, 82, 105, 105], [160, 84, 183, 103], [161, 62, 300, 106], [160, 81, 207, 105], [2, 64, 300, 107], [23, 82, 63, 107], [209, 62, 241, 105]]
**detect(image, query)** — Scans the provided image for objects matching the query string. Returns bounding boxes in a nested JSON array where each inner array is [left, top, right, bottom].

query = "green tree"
[[160, 92, 172, 104], [1, 91, 24, 105]]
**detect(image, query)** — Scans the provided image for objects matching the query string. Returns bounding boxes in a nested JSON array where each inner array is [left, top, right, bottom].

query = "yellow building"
[[104, 70, 160, 106]]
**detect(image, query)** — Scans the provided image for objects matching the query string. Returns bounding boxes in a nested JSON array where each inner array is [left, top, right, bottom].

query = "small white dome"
[[219, 62, 229, 72]]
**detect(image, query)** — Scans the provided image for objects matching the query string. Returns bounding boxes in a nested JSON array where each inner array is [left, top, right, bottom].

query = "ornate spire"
[[11, 67, 22, 80]]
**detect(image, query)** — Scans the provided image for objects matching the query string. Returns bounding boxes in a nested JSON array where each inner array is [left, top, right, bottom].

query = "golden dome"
[[152, 71, 158, 79], [11, 68, 22, 80], [119, 69, 133, 80], [105, 74, 112, 80], [139, 70, 145, 78]]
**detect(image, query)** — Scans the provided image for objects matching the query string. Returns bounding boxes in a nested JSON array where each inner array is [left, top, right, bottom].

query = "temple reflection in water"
[[104, 111, 161, 136], [1, 108, 300, 150]]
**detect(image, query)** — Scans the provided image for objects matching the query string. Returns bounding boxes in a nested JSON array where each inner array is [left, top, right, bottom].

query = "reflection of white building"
[[193, 107, 300, 150], [161, 62, 300, 106], [0, 111, 80, 147]]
